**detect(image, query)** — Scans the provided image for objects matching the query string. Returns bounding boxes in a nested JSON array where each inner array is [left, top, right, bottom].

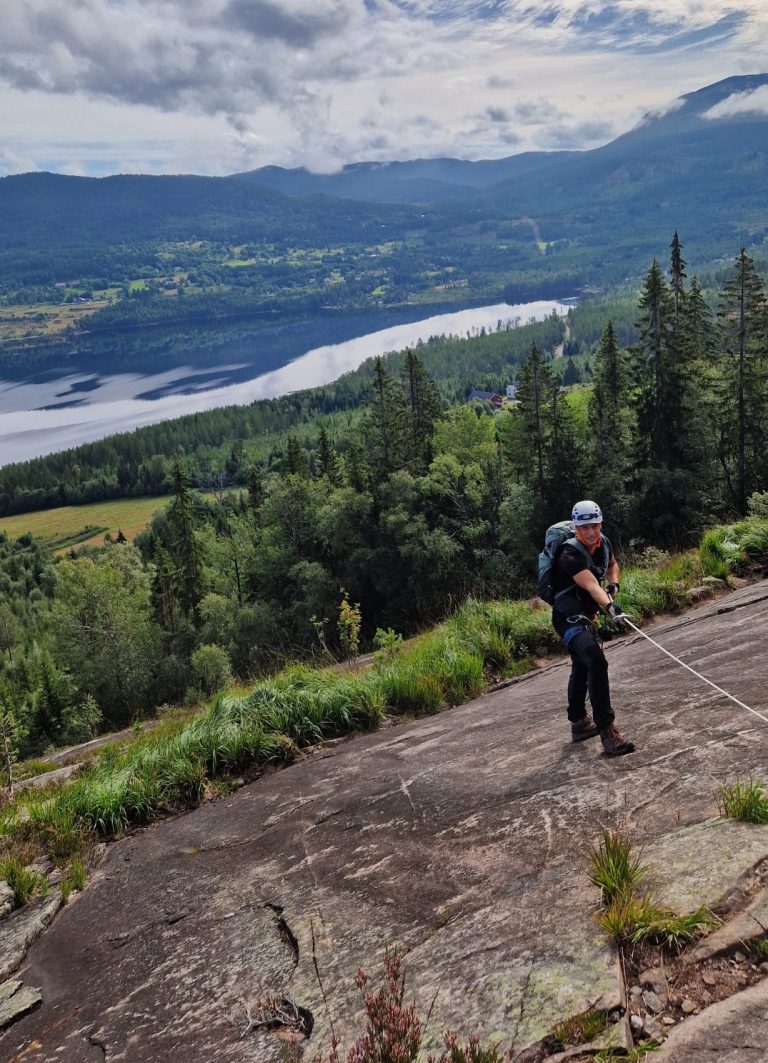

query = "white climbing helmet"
[[572, 500, 603, 525]]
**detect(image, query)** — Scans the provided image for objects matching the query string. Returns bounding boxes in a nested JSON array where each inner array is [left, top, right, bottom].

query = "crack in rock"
[[88, 1031, 107, 1059], [264, 902, 300, 968]]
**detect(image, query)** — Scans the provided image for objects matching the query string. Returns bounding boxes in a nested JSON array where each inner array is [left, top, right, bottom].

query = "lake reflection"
[[0, 300, 570, 466]]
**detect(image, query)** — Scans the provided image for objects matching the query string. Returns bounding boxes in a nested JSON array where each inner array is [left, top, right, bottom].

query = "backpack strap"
[[552, 537, 612, 611]]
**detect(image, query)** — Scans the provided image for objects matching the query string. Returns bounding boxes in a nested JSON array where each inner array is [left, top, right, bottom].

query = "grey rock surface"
[[0, 983, 42, 1030], [3, 582, 768, 1062], [0, 881, 14, 919], [0, 893, 63, 983]]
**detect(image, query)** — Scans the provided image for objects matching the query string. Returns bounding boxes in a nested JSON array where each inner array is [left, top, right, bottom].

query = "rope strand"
[[618, 614, 768, 728]]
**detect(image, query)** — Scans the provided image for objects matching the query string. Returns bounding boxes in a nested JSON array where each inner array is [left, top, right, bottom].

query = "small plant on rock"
[[718, 778, 768, 824], [589, 830, 647, 905], [0, 856, 48, 906], [338, 590, 362, 663], [315, 949, 508, 1063], [552, 1009, 608, 1049]]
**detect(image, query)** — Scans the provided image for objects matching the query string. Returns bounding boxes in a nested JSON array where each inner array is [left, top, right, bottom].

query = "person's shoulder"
[[558, 541, 589, 571]]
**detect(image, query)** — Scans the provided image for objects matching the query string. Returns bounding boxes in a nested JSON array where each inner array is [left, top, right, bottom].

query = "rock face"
[[0, 881, 14, 919], [652, 977, 768, 1061], [2, 582, 768, 1062], [0, 980, 42, 1030]]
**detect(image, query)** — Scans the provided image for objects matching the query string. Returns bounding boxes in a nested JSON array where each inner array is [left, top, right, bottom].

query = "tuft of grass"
[[598, 890, 659, 947], [699, 519, 768, 579], [632, 905, 719, 951], [747, 936, 768, 960], [552, 1009, 608, 1048], [61, 857, 87, 903], [0, 856, 49, 906], [595, 1042, 661, 1062], [590, 829, 716, 952], [719, 778, 768, 824], [589, 830, 647, 905], [15, 758, 60, 782]]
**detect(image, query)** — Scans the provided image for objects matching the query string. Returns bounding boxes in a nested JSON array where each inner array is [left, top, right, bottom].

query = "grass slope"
[[0, 495, 170, 551]]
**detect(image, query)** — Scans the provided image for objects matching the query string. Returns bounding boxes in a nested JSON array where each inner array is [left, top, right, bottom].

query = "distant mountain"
[[0, 170, 421, 251], [484, 74, 768, 232], [234, 74, 768, 234], [1, 74, 767, 298], [231, 152, 574, 203]]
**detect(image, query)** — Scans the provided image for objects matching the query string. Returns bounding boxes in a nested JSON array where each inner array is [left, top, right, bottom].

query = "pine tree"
[[316, 425, 341, 486], [588, 321, 632, 534], [717, 249, 767, 513], [401, 350, 443, 472], [170, 456, 204, 620], [284, 435, 308, 477], [515, 343, 555, 497], [364, 357, 408, 482]]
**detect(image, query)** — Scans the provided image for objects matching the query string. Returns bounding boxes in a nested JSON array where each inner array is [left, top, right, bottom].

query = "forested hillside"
[[1, 236, 766, 761]]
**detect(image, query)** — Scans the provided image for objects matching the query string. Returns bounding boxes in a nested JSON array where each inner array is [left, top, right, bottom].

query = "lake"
[[0, 299, 571, 466]]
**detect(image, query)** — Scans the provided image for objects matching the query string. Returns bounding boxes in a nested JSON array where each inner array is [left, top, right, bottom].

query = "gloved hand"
[[606, 582, 620, 598], [606, 601, 628, 632]]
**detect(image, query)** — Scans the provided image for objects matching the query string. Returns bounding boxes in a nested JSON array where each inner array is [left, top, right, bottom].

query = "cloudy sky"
[[1, 0, 766, 178]]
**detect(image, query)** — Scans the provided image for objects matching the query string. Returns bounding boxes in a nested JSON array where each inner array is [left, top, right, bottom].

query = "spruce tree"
[[669, 230, 687, 327], [284, 435, 308, 477], [717, 249, 767, 513], [247, 465, 263, 525], [588, 321, 632, 535], [316, 425, 341, 486], [363, 357, 408, 483], [170, 456, 204, 621], [632, 259, 680, 467], [515, 343, 554, 498], [401, 350, 443, 472]]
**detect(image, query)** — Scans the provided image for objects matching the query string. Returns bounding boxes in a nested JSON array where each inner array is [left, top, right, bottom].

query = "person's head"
[[571, 499, 603, 550]]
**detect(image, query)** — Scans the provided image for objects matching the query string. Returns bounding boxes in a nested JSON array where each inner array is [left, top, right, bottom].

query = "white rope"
[[616, 614, 768, 728]]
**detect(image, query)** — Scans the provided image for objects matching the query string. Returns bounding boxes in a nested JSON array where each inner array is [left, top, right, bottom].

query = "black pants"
[[565, 628, 615, 731]]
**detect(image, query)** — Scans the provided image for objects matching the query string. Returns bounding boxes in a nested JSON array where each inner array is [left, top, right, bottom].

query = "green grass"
[[719, 778, 768, 824], [589, 830, 647, 905], [0, 496, 171, 550], [0, 856, 49, 906], [15, 758, 60, 782], [0, 596, 555, 853], [590, 829, 717, 952], [700, 519, 768, 579], [61, 857, 87, 903], [553, 1009, 608, 1048]]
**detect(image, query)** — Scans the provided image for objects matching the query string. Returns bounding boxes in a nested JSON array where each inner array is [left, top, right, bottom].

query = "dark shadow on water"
[[38, 398, 89, 411], [56, 376, 101, 397]]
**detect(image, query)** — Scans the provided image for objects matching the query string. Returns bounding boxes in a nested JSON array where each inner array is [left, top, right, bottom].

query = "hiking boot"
[[571, 715, 599, 742], [600, 724, 635, 757]]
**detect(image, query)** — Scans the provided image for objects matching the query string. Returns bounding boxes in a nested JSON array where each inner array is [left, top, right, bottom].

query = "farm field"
[[0, 495, 172, 551]]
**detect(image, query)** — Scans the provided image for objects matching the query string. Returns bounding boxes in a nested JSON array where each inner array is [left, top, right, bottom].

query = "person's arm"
[[572, 568, 613, 612], [606, 557, 620, 595]]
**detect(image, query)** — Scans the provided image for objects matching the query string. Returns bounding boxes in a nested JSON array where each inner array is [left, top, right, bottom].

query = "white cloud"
[[704, 83, 768, 118], [0, 0, 766, 174]]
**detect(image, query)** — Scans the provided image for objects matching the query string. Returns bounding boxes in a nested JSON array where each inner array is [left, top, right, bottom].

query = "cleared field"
[[0, 495, 172, 551]]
